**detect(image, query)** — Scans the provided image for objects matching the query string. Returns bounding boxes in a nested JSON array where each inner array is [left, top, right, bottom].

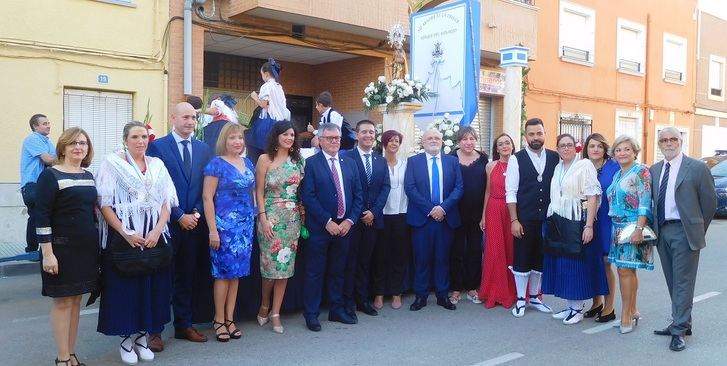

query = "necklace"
[[558, 160, 572, 196]]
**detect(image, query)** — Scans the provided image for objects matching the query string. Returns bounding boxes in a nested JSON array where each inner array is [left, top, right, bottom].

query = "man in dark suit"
[[342, 120, 390, 319], [301, 123, 363, 331], [147, 102, 211, 349], [405, 128, 463, 311], [650, 127, 716, 351]]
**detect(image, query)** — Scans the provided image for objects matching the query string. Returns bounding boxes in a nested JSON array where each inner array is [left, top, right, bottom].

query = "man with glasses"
[[405, 128, 463, 311], [19, 114, 56, 253], [301, 123, 363, 331], [650, 127, 716, 351]]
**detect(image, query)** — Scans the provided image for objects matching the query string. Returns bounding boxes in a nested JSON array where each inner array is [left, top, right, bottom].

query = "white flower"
[[364, 99, 371, 107], [277, 247, 292, 264], [368, 82, 374, 88], [378, 76, 386, 82], [405, 74, 411, 80], [453, 125, 460, 132], [415, 82, 422, 89], [444, 146, 452, 153], [443, 112, 450, 119], [386, 95, 394, 103], [444, 140, 453, 146], [362, 97, 369, 103], [442, 123, 451, 131], [445, 130, 454, 137]]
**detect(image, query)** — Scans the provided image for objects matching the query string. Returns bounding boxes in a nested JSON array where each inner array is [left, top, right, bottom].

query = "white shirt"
[[172, 130, 193, 163], [384, 159, 408, 215], [314, 108, 344, 136], [322, 151, 347, 219], [505, 146, 547, 203], [658, 152, 683, 220], [259, 79, 291, 121], [425, 152, 444, 205], [357, 146, 374, 179]]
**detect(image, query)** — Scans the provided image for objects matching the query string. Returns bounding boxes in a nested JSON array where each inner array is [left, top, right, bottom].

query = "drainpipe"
[[183, 0, 194, 95]]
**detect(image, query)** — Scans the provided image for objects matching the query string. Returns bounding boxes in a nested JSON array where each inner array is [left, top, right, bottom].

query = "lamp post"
[[499, 46, 529, 151]]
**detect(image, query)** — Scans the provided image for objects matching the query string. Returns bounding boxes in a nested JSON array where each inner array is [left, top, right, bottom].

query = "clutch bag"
[[618, 223, 657, 244]]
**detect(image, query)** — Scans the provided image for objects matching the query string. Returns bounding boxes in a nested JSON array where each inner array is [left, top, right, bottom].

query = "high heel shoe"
[[212, 320, 230, 342], [595, 309, 616, 323], [69, 353, 86, 366], [55, 358, 71, 366], [583, 304, 603, 318], [225, 319, 243, 339], [270, 314, 284, 334], [257, 305, 270, 326], [619, 316, 639, 334]]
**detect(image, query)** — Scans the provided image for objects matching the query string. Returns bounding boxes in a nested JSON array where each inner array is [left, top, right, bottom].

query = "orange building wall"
[[525, 0, 697, 163]]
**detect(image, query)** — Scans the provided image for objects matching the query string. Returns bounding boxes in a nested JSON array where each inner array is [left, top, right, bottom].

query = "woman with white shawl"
[[95, 121, 178, 365], [541, 133, 608, 325]]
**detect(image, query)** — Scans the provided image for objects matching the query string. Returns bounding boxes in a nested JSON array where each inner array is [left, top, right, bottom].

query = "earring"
[[275, 147, 278, 152], [290, 147, 294, 152]]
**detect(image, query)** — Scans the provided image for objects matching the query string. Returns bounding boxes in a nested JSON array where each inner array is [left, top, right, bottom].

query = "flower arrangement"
[[362, 75, 430, 112], [430, 113, 460, 154]]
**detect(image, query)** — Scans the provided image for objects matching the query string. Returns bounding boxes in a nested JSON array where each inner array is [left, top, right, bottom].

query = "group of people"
[[20, 62, 717, 365]]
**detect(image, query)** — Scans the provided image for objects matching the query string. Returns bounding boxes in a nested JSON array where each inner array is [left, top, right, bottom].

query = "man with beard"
[[405, 129, 463, 311], [505, 118, 559, 317], [342, 120, 390, 319], [650, 127, 716, 351]]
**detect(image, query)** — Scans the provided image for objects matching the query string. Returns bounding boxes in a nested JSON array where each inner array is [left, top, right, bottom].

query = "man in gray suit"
[[650, 127, 717, 352]]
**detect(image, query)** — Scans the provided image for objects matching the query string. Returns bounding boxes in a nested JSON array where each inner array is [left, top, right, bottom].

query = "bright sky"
[[699, 0, 727, 20]]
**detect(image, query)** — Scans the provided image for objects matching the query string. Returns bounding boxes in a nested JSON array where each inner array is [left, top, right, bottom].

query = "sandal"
[[55, 358, 71, 366], [225, 319, 242, 339], [70, 354, 86, 366], [391, 295, 402, 310], [373, 295, 384, 310], [467, 291, 483, 304], [212, 320, 230, 342], [449, 291, 461, 305]]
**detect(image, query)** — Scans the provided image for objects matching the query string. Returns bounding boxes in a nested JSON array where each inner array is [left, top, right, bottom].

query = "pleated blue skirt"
[[542, 237, 609, 301], [97, 250, 172, 336]]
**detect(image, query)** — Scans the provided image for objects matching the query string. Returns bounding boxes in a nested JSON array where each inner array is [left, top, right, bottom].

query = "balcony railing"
[[618, 59, 641, 73], [561, 46, 590, 63], [664, 69, 684, 82]]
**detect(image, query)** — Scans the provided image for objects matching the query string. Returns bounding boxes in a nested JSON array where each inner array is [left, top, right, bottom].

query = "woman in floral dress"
[[255, 120, 304, 334], [607, 135, 653, 334]]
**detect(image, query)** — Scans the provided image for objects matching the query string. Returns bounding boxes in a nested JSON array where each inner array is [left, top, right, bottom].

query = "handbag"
[[543, 213, 584, 257], [617, 223, 657, 244], [109, 228, 173, 277]]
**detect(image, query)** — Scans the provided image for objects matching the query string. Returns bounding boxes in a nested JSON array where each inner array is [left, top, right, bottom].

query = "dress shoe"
[[670, 335, 686, 351], [345, 306, 359, 323], [305, 317, 321, 332], [654, 327, 692, 336], [583, 304, 603, 318], [328, 309, 357, 324], [436, 297, 456, 310], [357, 301, 379, 316], [148, 333, 164, 352], [595, 310, 616, 323], [410, 297, 427, 311], [174, 327, 208, 342]]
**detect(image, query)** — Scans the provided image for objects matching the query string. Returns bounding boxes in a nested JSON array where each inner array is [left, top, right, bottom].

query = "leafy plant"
[[362, 75, 430, 112]]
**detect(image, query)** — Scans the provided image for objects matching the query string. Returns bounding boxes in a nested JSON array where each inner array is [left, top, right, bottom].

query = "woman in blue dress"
[[607, 135, 653, 334], [582, 133, 620, 323], [202, 122, 256, 342], [247, 58, 291, 164]]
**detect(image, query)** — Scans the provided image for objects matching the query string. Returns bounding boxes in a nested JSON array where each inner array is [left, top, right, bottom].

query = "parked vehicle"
[[701, 150, 727, 168], [711, 160, 727, 217]]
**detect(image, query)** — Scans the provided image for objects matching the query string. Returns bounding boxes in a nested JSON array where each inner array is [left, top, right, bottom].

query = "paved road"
[[2, 220, 726, 366]]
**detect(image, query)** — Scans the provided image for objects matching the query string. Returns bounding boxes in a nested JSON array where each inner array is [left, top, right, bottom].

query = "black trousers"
[[372, 214, 410, 295], [21, 183, 38, 252], [343, 221, 378, 307], [512, 220, 544, 272], [449, 220, 483, 291]]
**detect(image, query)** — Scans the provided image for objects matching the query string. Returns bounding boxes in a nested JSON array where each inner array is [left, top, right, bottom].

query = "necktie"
[[364, 153, 372, 184], [431, 156, 440, 204], [181, 140, 192, 178], [330, 157, 345, 218], [657, 162, 670, 226]]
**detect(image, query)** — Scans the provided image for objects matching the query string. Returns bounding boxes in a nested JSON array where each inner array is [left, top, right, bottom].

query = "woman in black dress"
[[449, 126, 488, 304], [36, 127, 98, 366]]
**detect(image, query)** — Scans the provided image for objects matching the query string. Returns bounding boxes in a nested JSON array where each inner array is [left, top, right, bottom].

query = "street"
[[1, 219, 726, 366]]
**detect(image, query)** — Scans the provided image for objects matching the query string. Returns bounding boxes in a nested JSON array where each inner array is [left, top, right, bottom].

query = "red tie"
[[330, 157, 345, 218]]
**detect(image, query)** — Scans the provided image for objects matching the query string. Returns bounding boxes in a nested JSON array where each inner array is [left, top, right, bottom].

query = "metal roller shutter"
[[470, 97, 493, 152]]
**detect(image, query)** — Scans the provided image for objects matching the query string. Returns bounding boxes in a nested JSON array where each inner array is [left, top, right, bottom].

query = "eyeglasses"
[[320, 136, 341, 142], [558, 143, 575, 149], [70, 141, 88, 147], [658, 137, 679, 144]]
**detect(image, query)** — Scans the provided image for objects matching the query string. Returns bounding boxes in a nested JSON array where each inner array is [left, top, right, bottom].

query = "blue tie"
[[364, 153, 372, 184], [431, 156, 440, 204], [657, 162, 670, 226], [181, 140, 192, 178]]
